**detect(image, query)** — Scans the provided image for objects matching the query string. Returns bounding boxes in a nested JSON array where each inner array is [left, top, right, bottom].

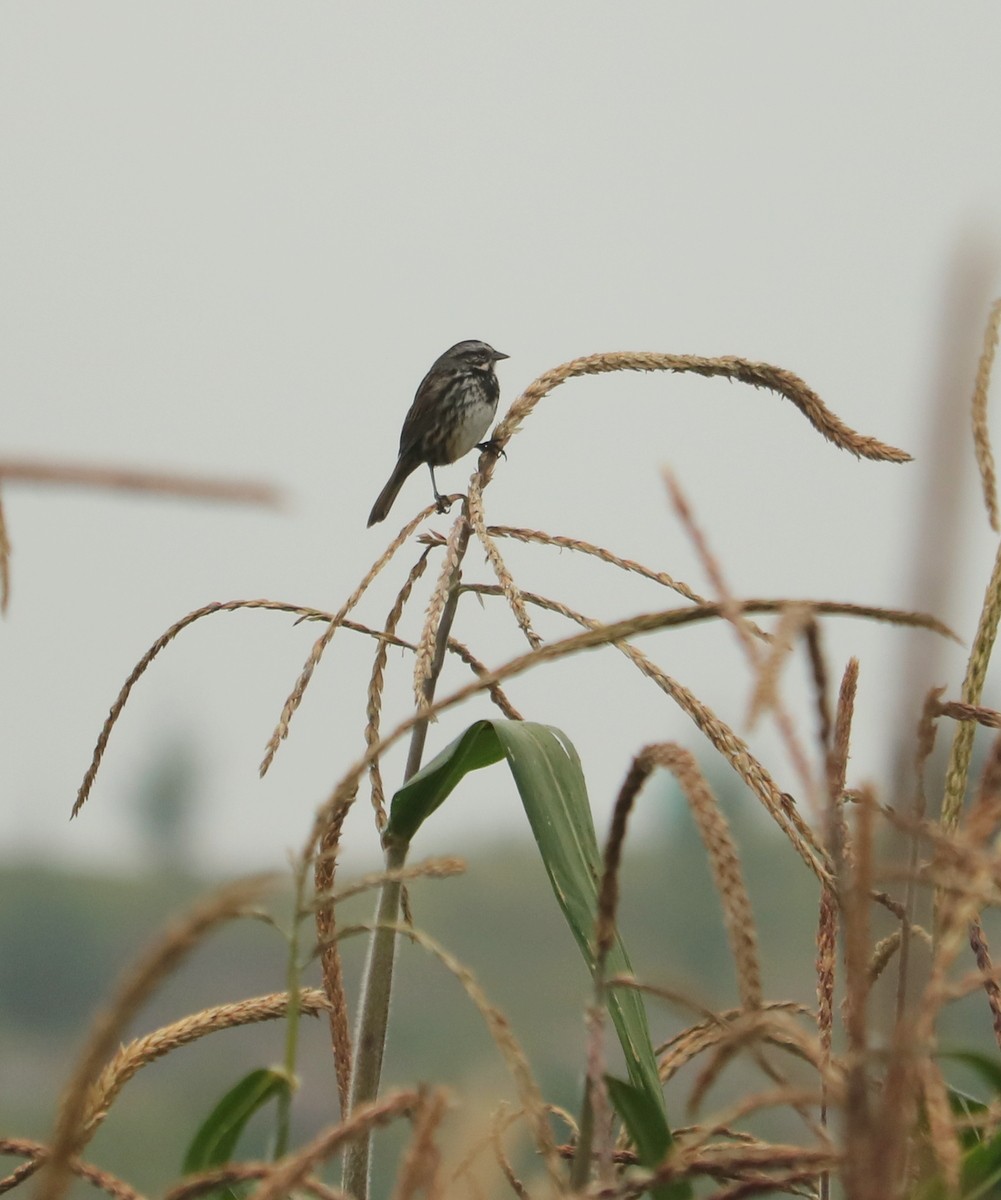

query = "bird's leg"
[[476, 438, 507, 460], [428, 464, 452, 513]]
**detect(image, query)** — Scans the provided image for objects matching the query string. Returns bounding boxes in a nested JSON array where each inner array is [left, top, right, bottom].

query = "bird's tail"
[[367, 456, 418, 526]]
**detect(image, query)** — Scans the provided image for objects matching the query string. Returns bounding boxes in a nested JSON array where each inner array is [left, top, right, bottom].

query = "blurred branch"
[[0, 458, 283, 507]]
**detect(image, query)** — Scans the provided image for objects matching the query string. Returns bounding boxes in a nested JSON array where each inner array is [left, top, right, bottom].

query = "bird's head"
[[450, 340, 509, 372]]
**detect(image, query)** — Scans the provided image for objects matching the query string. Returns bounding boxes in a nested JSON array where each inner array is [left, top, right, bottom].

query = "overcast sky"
[[2, 4, 1001, 874]]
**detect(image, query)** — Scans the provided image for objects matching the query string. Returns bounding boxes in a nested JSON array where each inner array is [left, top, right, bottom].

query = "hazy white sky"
[[2, 4, 1001, 873]]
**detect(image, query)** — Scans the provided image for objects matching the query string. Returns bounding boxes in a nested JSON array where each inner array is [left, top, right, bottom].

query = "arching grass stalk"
[[341, 517, 471, 1199]]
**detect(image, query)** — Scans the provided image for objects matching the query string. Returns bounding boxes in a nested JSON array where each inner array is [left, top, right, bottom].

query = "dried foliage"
[[597, 744, 761, 1011], [0, 1140, 139, 1200], [83, 989, 331, 1137]]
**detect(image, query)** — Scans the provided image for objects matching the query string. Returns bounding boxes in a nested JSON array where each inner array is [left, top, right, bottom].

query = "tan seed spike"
[[969, 917, 1001, 1051], [414, 513, 467, 710], [0, 1139, 141, 1200], [391, 1087, 450, 1200], [489, 1106, 531, 1200], [487, 524, 709, 607], [973, 297, 1001, 532], [368, 548, 434, 827], [827, 658, 859, 809], [815, 884, 837, 1074], [937, 698, 1001, 728], [646, 998, 827, 1085], [600, 745, 762, 1011], [74, 598, 355, 817], [943, 532, 1001, 829], [445, 637, 523, 719], [492, 350, 911, 463], [314, 806, 353, 1116], [467, 474, 541, 651], [82, 990, 328, 1136], [804, 619, 832, 751]]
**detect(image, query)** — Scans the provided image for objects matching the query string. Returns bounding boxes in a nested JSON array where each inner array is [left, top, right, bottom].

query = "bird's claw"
[[434, 493, 453, 515], [477, 439, 507, 460]]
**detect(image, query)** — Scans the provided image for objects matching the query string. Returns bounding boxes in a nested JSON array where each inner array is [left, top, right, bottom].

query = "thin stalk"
[[570, 1058, 596, 1191], [341, 526, 469, 1199], [340, 840, 408, 1198], [274, 859, 310, 1159], [577, 963, 611, 1193]]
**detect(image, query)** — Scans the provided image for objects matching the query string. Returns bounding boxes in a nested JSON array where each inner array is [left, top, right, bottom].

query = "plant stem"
[[570, 1081, 595, 1192], [341, 840, 408, 1197], [341, 531, 468, 1198], [274, 859, 309, 1159]]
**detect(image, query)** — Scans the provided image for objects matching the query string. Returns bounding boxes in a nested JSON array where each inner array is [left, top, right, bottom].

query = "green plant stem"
[[341, 839, 408, 1197], [274, 859, 309, 1159], [341, 530, 468, 1199]]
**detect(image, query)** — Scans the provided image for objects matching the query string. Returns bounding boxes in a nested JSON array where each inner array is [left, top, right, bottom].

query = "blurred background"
[[4, 2, 1001, 1192]]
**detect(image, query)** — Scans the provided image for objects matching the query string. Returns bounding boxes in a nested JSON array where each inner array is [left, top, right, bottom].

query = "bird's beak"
[[493, 350, 509, 362]]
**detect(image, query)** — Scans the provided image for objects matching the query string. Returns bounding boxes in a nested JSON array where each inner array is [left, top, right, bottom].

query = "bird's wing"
[[397, 362, 442, 457]]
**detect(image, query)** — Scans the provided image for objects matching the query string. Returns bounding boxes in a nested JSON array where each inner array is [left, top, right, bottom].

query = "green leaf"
[[941, 1052, 1001, 1153], [960, 1133, 1001, 1200], [914, 1055, 1001, 1199], [949, 1085, 989, 1150], [606, 1074, 673, 1176], [386, 720, 505, 845], [942, 1051, 1001, 1100], [386, 719, 690, 1199], [183, 1067, 292, 1179], [941, 1052, 1001, 1196]]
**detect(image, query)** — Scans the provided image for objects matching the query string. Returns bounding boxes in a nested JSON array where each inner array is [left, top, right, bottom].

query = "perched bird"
[[367, 339, 509, 527]]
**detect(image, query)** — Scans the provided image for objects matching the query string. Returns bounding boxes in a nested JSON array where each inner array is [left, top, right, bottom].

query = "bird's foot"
[[477, 438, 507, 460], [434, 492, 454, 514]]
